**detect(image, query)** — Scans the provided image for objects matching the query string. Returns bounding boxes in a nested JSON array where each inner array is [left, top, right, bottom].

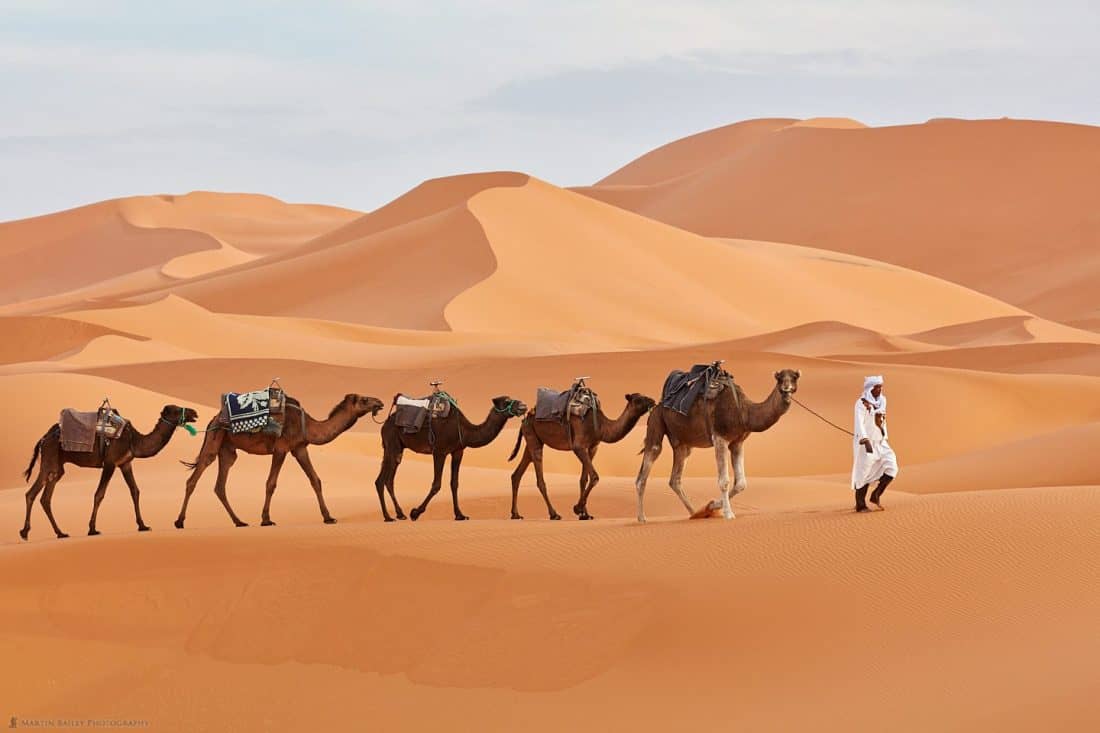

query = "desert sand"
[[1, 118, 1097, 732]]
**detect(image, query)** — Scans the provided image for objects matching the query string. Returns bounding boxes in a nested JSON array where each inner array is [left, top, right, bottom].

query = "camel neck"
[[458, 407, 510, 448], [742, 387, 791, 433], [305, 403, 359, 445], [597, 403, 648, 443], [130, 417, 178, 458]]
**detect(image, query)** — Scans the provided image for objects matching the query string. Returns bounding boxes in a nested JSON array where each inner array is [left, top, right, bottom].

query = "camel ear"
[[774, 371, 781, 380], [795, 369, 801, 378], [625, 393, 631, 401]]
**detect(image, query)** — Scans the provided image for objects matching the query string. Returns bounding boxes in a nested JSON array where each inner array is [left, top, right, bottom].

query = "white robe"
[[851, 398, 899, 489]]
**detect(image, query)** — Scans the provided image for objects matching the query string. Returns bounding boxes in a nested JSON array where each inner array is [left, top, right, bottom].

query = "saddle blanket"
[[59, 408, 128, 452], [661, 364, 716, 415], [225, 389, 272, 433]]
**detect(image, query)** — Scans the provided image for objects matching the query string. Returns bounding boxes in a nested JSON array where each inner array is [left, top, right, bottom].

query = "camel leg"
[[213, 447, 248, 528], [668, 443, 696, 516], [40, 468, 68, 539], [572, 445, 599, 520], [410, 451, 446, 521], [119, 462, 150, 532], [261, 450, 288, 526], [176, 451, 217, 529], [711, 436, 734, 519], [293, 445, 335, 524], [450, 448, 469, 521], [635, 443, 663, 524], [386, 449, 406, 520], [510, 449, 533, 520], [575, 444, 602, 518], [728, 439, 748, 498], [20, 474, 46, 540], [88, 464, 117, 536], [531, 442, 561, 520], [374, 453, 396, 522]]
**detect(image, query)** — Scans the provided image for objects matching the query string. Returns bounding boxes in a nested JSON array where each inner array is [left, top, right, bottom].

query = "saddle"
[[393, 391, 455, 434], [534, 379, 598, 424], [660, 362, 732, 415], [59, 400, 129, 453], [219, 381, 286, 435]]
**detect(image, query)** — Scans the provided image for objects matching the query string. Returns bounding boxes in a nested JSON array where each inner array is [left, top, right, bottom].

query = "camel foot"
[[410, 508, 423, 521], [573, 503, 584, 516], [511, 513, 524, 520], [56, 533, 69, 539], [137, 525, 151, 532], [324, 517, 337, 525], [395, 513, 407, 521], [234, 521, 249, 528], [384, 516, 395, 523], [454, 514, 469, 521], [88, 529, 101, 536], [261, 519, 276, 527], [19, 529, 29, 541], [855, 506, 873, 513], [578, 513, 593, 521], [550, 513, 562, 521], [174, 519, 185, 529]]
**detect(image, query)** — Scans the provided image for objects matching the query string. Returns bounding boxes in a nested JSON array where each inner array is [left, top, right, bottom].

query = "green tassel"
[[183, 424, 197, 436]]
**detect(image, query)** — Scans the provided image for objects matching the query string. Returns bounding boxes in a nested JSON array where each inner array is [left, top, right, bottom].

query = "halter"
[[161, 408, 198, 435], [494, 399, 520, 417]]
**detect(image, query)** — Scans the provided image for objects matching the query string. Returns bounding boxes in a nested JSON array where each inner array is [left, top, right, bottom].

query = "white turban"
[[861, 375, 885, 411]]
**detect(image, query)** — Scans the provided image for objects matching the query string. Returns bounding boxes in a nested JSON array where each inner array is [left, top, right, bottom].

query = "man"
[[852, 375, 898, 512]]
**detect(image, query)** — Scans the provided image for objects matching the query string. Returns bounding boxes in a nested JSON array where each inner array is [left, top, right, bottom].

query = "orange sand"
[[1, 120, 1098, 731]]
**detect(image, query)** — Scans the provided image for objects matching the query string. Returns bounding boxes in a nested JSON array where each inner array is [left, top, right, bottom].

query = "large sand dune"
[[1, 117, 1098, 731], [578, 118, 1100, 323]]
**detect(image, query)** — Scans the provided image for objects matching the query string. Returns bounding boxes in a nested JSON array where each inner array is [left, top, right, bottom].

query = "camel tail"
[[23, 437, 43, 482], [180, 426, 215, 470], [508, 427, 524, 462]]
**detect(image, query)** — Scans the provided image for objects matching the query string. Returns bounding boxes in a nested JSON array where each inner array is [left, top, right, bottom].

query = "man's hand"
[[860, 438, 873, 453]]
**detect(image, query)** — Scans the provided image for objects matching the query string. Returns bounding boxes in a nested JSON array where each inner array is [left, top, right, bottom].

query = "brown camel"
[[507, 391, 655, 520], [175, 393, 384, 528], [374, 395, 527, 522], [635, 368, 801, 522], [20, 405, 199, 540]]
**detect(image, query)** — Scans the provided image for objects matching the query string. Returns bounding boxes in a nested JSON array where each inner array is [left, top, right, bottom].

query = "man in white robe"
[[852, 375, 898, 512]]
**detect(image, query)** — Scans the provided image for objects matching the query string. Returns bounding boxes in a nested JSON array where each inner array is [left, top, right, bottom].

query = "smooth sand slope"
[[2, 117, 1099, 731], [578, 118, 1100, 323]]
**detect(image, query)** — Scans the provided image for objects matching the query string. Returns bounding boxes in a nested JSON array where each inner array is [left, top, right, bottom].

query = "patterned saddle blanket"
[[393, 392, 455, 434], [221, 388, 286, 435], [660, 364, 729, 415], [534, 383, 597, 422], [59, 407, 129, 453]]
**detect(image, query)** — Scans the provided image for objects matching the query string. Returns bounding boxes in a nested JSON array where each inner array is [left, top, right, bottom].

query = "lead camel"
[[635, 368, 800, 522]]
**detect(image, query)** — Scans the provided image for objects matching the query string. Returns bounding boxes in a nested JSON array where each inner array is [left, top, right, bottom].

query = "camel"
[[374, 395, 528, 522], [508, 390, 656, 520], [635, 367, 801, 522], [20, 405, 199, 540], [175, 393, 384, 528]]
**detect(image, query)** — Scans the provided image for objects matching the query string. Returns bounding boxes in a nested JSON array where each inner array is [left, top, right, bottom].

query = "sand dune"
[[2, 117, 1099, 732], [578, 118, 1100, 323]]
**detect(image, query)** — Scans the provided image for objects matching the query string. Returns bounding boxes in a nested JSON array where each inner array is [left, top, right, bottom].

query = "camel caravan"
[[19, 363, 804, 539]]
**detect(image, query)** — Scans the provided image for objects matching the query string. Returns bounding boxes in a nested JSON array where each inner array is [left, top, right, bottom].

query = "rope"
[[791, 397, 854, 437]]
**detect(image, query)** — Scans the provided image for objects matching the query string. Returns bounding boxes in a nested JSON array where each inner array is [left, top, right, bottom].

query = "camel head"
[[625, 393, 656, 413], [491, 396, 528, 418], [773, 369, 801, 405], [345, 394, 386, 417], [161, 405, 199, 425]]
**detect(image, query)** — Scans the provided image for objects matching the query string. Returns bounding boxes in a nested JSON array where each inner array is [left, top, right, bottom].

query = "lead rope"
[[791, 397, 854, 437]]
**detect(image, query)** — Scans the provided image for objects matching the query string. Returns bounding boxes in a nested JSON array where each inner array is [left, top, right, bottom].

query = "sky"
[[1, 0, 1097, 220]]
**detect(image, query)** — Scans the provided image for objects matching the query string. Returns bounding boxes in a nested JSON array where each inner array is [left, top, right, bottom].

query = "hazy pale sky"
[[2, 0, 1097, 220]]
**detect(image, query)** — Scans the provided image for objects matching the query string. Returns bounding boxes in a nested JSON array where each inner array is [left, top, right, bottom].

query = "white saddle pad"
[[396, 396, 430, 409]]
